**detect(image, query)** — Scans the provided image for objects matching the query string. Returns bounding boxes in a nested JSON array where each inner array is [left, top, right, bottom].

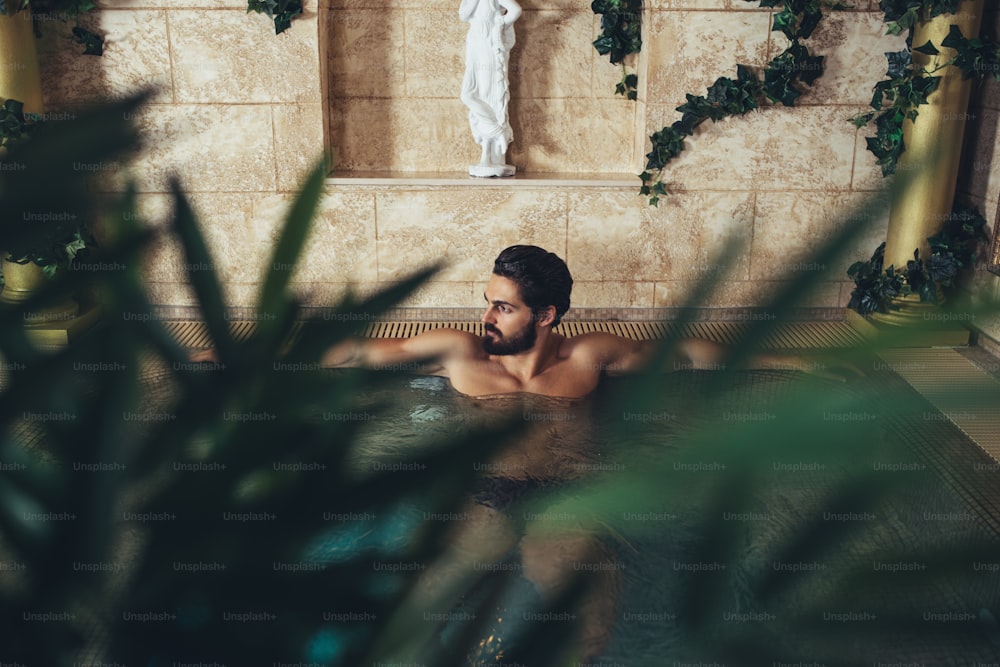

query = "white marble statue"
[[460, 0, 521, 178]]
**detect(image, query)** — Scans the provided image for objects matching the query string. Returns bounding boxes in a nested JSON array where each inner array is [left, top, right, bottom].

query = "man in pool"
[[316, 244, 830, 396], [190, 245, 845, 660], [313, 245, 841, 659]]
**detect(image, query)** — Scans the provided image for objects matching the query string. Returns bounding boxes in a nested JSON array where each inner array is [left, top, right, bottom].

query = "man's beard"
[[483, 321, 536, 355]]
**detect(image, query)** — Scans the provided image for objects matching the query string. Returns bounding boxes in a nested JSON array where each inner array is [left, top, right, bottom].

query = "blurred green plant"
[[0, 93, 580, 666], [2, 91, 999, 667], [1, 96, 97, 278]]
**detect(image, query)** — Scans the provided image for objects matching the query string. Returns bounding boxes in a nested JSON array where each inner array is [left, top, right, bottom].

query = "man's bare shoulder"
[[559, 331, 643, 354], [557, 331, 651, 373]]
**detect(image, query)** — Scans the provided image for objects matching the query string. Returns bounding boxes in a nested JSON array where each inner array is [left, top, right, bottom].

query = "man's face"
[[481, 274, 537, 355]]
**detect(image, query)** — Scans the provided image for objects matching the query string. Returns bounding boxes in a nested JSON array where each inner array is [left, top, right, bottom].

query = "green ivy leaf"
[[885, 49, 911, 79], [71, 26, 104, 56], [913, 40, 939, 57], [850, 112, 874, 128], [772, 8, 798, 41]]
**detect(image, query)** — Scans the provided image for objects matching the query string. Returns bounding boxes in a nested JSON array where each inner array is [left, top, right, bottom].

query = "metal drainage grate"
[[165, 319, 869, 349]]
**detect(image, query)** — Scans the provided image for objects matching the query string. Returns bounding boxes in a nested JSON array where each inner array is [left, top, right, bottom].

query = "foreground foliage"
[[1, 95, 999, 666]]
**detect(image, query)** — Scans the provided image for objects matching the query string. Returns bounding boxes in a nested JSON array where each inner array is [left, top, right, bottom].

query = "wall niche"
[[320, 0, 644, 176]]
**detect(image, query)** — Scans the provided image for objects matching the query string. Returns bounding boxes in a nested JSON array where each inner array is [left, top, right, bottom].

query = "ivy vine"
[[638, 0, 835, 206], [847, 203, 988, 314], [850, 48, 941, 177], [0, 98, 39, 151], [852, 3, 1000, 177], [591, 0, 642, 100], [880, 0, 963, 36], [247, 0, 303, 35]]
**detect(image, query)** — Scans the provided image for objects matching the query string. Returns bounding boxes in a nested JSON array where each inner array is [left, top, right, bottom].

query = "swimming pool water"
[[309, 368, 1000, 666]]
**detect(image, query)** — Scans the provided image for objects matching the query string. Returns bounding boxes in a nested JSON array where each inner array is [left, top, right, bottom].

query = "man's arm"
[[320, 327, 477, 375], [191, 327, 479, 377], [583, 334, 857, 380]]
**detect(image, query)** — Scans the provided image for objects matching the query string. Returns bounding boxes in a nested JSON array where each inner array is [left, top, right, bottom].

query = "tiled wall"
[[33, 0, 998, 318]]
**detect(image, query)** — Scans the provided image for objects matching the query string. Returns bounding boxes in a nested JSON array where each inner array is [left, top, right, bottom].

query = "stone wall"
[[32, 0, 998, 317]]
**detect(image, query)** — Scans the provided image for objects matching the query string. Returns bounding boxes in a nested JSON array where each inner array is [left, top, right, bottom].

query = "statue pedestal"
[[469, 164, 515, 178]]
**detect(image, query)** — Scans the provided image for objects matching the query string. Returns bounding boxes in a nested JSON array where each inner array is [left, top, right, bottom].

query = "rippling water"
[[305, 369, 1000, 666]]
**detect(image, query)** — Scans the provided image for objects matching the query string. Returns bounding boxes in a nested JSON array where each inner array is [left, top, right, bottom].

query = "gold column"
[[0, 6, 44, 114], [883, 0, 984, 270], [1, 7, 102, 344], [862, 1, 984, 345]]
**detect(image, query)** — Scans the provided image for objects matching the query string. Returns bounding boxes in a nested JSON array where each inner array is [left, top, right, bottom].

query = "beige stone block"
[[508, 10, 595, 100], [327, 9, 407, 98], [333, 98, 471, 172], [645, 104, 857, 191], [851, 120, 892, 192], [776, 12, 904, 107], [511, 97, 638, 173], [122, 104, 276, 193], [274, 104, 326, 191], [170, 10, 320, 103], [374, 188, 567, 282], [405, 10, 465, 98], [137, 193, 254, 297], [329, 0, 453, 8], [655, 280, 757, 308], [592, 53, 637, 102], [750, 191, 890, 284], [383, 281, 479, 308], [570, 281, 656, 308], [836, 191, 893, 266], [567, 190, 754, 283], [648, 0, 743, 9], [307, 190, 379, 283], [646, 10, 771, 108], [96, 0, 166, 8], [131, 193, 182, 284], [37, 10, 172, 105], [654, 279, 842, 308], [289, 282, 357, 308], [161, 0, 244, 8], [218, 282, 262, 306], [145, 282, 197, 306], [193, 193, 260, 283]]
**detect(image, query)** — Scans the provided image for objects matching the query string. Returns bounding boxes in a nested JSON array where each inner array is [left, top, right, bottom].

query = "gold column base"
[[21, 292, 103, 347], [846, 294, 970, 347]]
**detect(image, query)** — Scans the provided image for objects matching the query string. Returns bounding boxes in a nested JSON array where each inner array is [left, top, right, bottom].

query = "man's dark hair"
[[492, 245, 573, 326]]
